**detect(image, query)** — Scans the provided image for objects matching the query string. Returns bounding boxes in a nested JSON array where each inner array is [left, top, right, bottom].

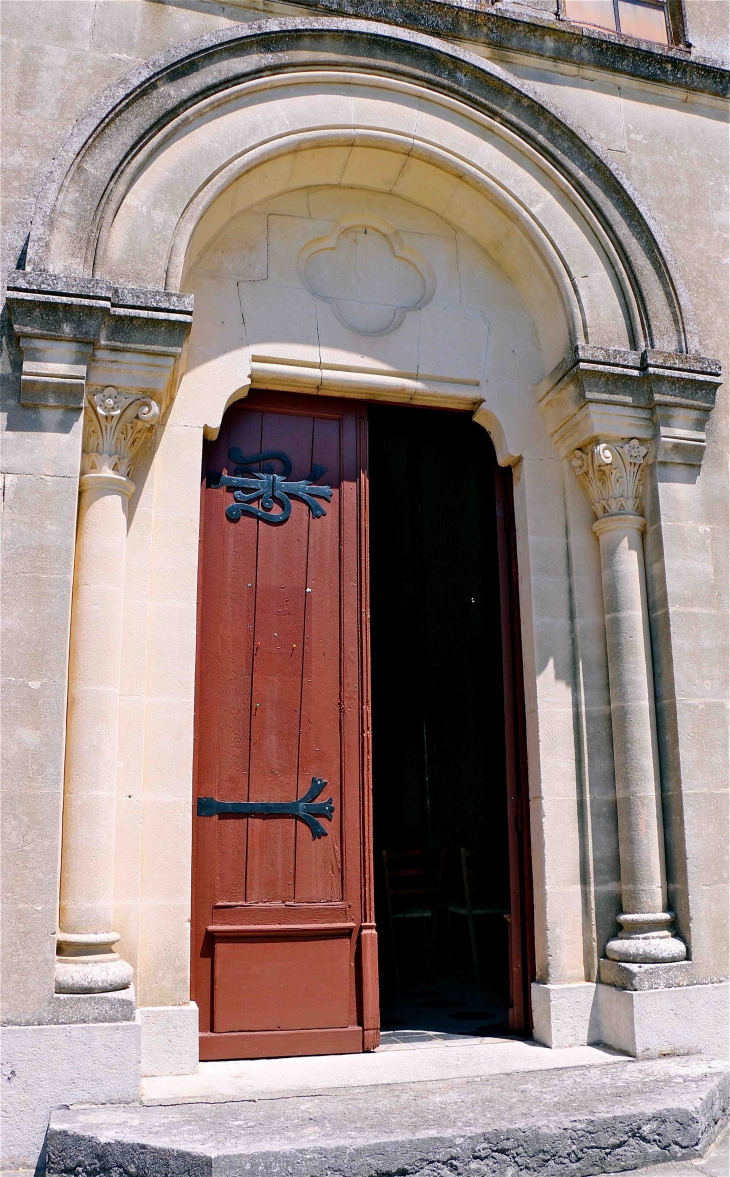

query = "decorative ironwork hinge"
[[197, 777, 334, 840], [208, 448, 332, 524]]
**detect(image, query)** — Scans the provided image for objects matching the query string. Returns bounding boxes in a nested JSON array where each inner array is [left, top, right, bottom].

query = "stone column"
[[571, 440, 686, 964], [55, 387, 159, 993]]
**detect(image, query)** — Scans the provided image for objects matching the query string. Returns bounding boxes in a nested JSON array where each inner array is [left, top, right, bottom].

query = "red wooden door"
[[192, 391, 378, 1060]]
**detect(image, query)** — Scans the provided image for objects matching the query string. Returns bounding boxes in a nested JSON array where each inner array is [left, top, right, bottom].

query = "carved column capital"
[[570, 438, 650, 520], [82, 386, 160, 481]]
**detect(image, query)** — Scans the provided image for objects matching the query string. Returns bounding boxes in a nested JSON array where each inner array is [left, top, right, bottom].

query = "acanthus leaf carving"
[[571, 439, 649, 518], [82, 386, 160, 478]]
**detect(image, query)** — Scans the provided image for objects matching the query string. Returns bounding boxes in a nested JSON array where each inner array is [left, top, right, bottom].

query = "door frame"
[[496, 464, 535, 1035], [191, 392, 533, 1053]]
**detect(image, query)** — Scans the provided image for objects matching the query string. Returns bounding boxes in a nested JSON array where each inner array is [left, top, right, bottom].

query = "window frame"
[[559, 0, 689, 48]]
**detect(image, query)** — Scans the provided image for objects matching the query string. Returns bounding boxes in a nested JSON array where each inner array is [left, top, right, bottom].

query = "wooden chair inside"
[[382, 848, 445, 991], [445, 847, 509, 982]]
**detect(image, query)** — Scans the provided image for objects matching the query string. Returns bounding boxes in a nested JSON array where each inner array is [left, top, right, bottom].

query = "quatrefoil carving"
[[297, 214, 436, 337]]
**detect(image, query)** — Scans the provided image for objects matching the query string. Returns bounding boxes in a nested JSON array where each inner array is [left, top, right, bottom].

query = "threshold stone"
[[47, 1055, 728, 1177]]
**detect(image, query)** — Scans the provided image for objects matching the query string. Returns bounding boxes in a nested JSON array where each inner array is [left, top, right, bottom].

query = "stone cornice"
[[6, 272, 193, 409], [538, 345, 721, 466], [282, 0, 729, 99]]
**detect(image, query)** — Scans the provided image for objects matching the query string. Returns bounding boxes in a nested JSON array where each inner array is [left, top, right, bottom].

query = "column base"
[[55, 931, 134, 994], [532, 979, 729, 1059], [595, 980, 729, 1058], [48, 986, 136, 1023], [605, 911, 687, 964]]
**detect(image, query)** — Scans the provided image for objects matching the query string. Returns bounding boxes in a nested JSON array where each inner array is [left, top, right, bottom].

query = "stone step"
[[47, 1056, 728, 1177]]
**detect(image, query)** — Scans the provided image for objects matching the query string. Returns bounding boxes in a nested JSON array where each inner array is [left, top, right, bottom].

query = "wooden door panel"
[[213, 931, 353, 1033], [192, 391, 376, 1059]]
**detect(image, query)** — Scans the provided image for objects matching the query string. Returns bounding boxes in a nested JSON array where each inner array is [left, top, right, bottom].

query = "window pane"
[[563, 0, 617, 32], [617, 0, 669, 42]]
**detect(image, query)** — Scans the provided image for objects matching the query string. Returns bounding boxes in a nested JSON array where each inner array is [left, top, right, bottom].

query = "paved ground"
[[141, 1036, 625, 1105]]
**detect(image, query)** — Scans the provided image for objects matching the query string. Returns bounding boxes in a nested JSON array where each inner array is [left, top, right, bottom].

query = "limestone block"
[[349, 82, 420, 136], [139, 798, 193, 904], [0, 402, 83, 475], [1, 461, 79, 1021], [182, 345, 252, 426], [315, 297, 422, 374], [664, 608, 726, 702], [415, 101, 492, 168], [288, 144, 353, 191], [340, 145, 410, 192], [507, 68, 627, 154], [402, 232, 460, 308], [307, 187, 453, 237], [238, 282, 320, 363], [278, 83, 354, 136], [143, 603, 197, 700], [417, 305, 488, 384], [683, 0, 730, 61], [89, 0, 232, 60], [190, 214, 268, 281], [229, 154, 298, 217], [595, 981, 730, 1059], [138, 900, 193, 1009], [393, 156, 461, 215], [661, 522, 720, 611], [531, 981, 599, 1048], [261, 190, 312, 218], [147, 515, 200, 600], [267, 214, 334, 288], [145, 423, 203, 517], [139, 1003, 199, 1078], [45, 1056, 730, 1175], [4, 38, 130, 126], [0, 1020, 140, 1171], [0, 0, 94, 50], [539, 884, 587, 984]]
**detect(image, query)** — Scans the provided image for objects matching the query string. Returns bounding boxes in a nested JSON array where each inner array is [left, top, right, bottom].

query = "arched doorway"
[[191, 390, 533, 1060]]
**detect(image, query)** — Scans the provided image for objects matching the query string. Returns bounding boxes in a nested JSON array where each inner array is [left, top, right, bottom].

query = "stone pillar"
[[571, 440, 686, 965], [56, 388, 159, 993]]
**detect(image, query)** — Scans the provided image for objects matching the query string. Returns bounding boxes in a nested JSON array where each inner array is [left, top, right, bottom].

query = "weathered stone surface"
[[599, 958, 728, 992], [1, 1020, 141, 1173], [47, 1057, 728, 1177], [226, 0, 730, 97]]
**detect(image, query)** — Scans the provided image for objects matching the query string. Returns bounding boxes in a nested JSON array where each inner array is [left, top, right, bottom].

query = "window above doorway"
[[561, 0, 679, 46]]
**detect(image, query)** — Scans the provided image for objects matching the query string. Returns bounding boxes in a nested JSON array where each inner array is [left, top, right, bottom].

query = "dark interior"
[[368, 403, 513, 1041]]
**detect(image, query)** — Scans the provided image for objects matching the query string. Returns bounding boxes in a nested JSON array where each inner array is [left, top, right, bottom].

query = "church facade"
[[1, 0, 728, 1168]]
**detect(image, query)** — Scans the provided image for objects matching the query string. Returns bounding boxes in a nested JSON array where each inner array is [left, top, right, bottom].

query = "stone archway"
[[6, 17, 719, 1060]]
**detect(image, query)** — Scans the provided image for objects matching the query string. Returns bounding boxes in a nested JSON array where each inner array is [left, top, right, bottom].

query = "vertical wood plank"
[[216, 412, 262, 905], [295, 414, 343, 903], [246, 412, 314, 903]]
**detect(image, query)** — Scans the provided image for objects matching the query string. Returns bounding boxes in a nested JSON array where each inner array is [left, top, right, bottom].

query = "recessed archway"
[[14, 16, 710, 1042]]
